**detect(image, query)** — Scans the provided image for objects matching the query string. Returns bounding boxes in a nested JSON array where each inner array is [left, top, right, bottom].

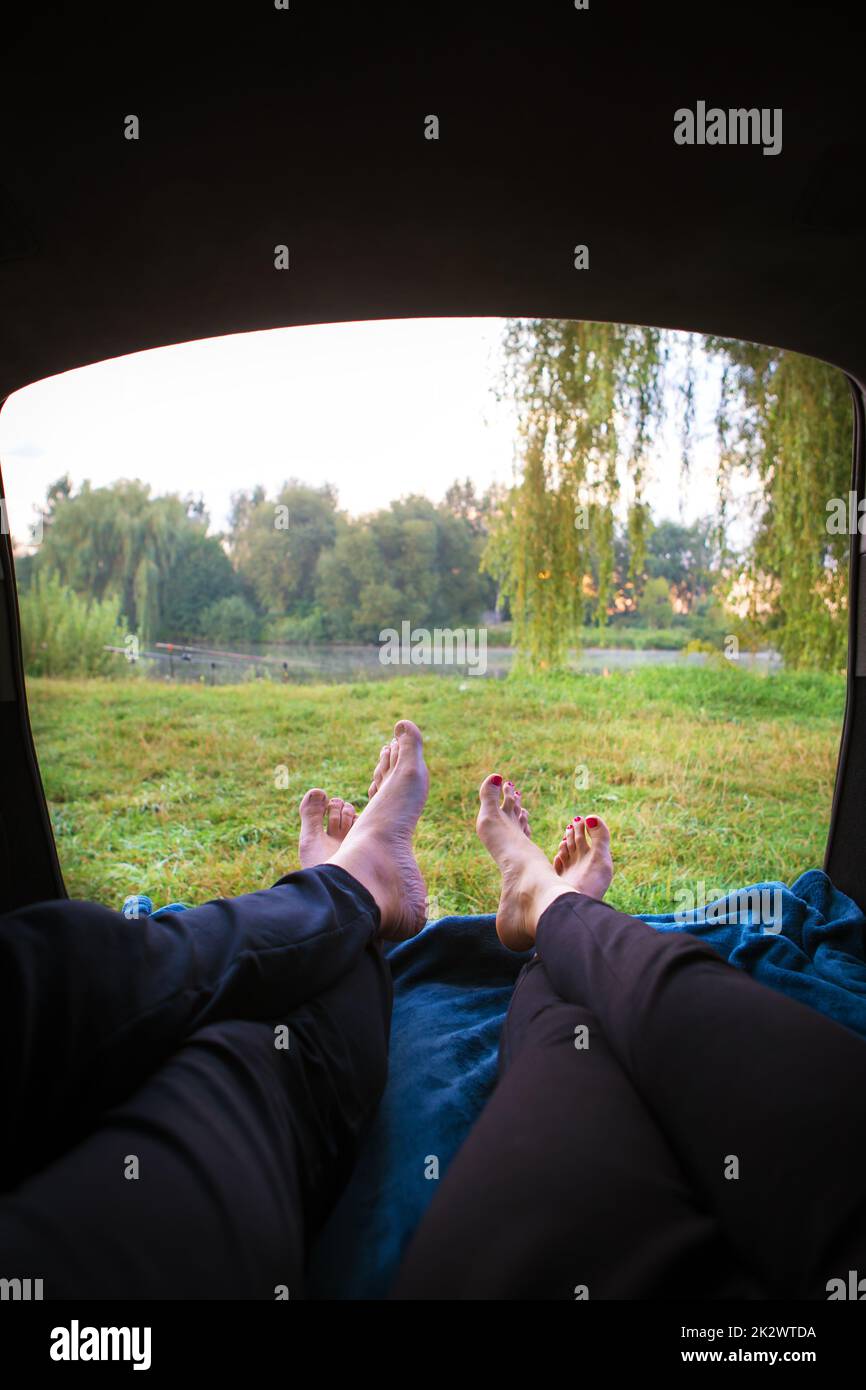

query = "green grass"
[[26, 666, 847, 918]]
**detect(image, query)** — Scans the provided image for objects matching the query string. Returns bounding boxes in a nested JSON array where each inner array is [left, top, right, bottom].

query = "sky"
[[0, 317, 728, 547]]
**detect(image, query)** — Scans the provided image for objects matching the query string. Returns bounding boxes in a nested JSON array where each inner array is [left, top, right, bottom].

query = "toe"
[[369, 744, 391, 797], [299, 788, 328, 824], [585, 814, 610, 846], [395, 718, 423, 746], [502, 780, 519, 816], [478, 773, 504, 813], [393, 720, 423, 771], [388, 737, 398, 767], [518, 808, 531, 838], [340, 802, 356, 833], [327, 798, 344, 837], [573, 817, 590, 853]]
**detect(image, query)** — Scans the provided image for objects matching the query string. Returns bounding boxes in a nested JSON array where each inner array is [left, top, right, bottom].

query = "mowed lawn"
[[27, 667, 847, 918]]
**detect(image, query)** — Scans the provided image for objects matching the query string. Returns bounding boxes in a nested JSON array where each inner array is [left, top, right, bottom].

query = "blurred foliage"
[[487, 322, 851, 672], [20, 573, 129, 677]]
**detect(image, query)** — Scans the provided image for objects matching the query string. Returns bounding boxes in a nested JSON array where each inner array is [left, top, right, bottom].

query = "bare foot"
[[553, 814, 614, 900], [330, 720, 429, 941], [476, 775, 577, 951], [298, 790, 357, 868]]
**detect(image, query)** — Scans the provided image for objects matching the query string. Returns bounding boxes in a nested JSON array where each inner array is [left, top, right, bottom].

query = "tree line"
[[17, 472, 722, 652], [17, 477, 498, 647]]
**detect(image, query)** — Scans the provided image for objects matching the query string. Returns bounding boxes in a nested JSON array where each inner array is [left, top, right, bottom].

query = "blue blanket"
[[130, 869, 866, 1299]]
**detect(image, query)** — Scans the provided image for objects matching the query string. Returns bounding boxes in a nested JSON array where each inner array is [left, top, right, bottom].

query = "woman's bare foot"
[[476, 775, 577, 951], [330, 720, 429, 941], [298, 790, 357, 868], [553, 814, 614, 900]]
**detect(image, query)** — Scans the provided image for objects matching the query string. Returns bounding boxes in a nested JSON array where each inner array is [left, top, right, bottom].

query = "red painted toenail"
[[573, 817, 581, 823], [586, 816, 599, 828], [490, 774, 503, 786]]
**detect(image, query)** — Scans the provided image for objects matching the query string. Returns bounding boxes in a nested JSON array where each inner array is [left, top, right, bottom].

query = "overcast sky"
[[0, 317, 726, 547]]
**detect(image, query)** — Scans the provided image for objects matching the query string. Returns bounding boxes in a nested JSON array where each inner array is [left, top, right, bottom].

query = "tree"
[[489, 320, 851, 671], [314, 496, 492, 641], [636, 576, 673, 628], [200, 595, 261, 645], [483, 320, 668, 667], [315, 525, 384, 639], [158, 527, 243, 640], [440, 479, 500, 612], [33, 479, 192, 641], [707, 340, 851, 670], [229, 480, 338, 616], [645, 518, 716, 614], [441, 478, 506, 538]]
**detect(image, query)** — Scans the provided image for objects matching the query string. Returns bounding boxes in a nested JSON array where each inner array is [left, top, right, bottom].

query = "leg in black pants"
[[0, 943, 390, 1298], [394, 891, 866, 1300], [0, 865, 392, 1298], [0, 864, 381, 1191]]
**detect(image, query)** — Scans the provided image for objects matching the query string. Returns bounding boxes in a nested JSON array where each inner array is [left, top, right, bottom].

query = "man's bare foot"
[[553, 814, 614, 900], [476, 775, 578, 951], [298, 790, 357, 868], [330, 720, 429, 941]]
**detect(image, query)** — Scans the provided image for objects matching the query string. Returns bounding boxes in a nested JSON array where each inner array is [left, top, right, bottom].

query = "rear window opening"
[[0, 316, 852, 915]]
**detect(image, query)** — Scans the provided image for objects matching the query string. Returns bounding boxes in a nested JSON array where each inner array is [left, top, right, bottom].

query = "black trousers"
[[4, 877, 866, 1300], [393, 891, 866, 1300], [0, 865, 391, 1299]]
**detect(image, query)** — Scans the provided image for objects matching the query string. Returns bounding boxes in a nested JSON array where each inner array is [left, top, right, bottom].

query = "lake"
[[127, 642, 783, 685]]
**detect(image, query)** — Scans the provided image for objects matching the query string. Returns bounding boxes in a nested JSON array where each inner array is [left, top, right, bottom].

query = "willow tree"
[[707, 339, 852, 670], [35, 479, 192, 643], [483, 320, 669, 667], [489, 319, 852, 672]]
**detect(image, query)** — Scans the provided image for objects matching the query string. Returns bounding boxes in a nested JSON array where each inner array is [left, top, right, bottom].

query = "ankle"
[[525, 873, 575, 934], [330, 846, 385, 910]]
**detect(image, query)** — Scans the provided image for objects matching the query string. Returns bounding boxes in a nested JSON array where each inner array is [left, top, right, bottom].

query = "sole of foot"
[[330, 719, 429, 941]]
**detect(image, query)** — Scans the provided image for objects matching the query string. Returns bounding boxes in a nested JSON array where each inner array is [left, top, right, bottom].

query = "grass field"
[[26, 666, 847, 918]]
